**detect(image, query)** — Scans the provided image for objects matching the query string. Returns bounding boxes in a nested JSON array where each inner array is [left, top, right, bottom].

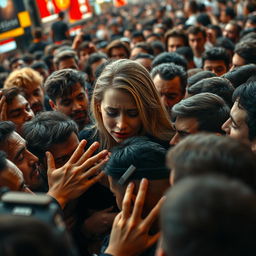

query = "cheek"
[[101, 113, 115, 130]]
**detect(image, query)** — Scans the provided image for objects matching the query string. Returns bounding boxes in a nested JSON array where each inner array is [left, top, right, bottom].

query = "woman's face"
[[100, 88, 143, 143]]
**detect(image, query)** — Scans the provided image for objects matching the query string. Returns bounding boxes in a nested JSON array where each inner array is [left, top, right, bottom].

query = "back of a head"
[[23, 111, 78, 161], [152, 52, 188, 70], [167, 133, 256, 190], [188, 77, 234, 107], [187, 70, 216, 87], [234, 40, 256, 65], [104, 136, 169, 183], [0, 215, 73, 256], [161, 175, 256, 256], [222, 64, 256, 88], [172, 93, 230, 134]]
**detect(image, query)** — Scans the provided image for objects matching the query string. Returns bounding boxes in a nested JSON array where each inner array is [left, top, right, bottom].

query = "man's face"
[[170, 116, 199, 145], [223, 24, 237, 42], [153, 75, 184, 109], [0, 159, 30, 192], [6, 94, 34, 134], [0, 132, 41, 190], [231, 53, 245, 70], [203, 60, 228, 76], [50, 83, 89, 131], [48, 132, 79, 168], [23, 84, 44, 114], [222, 101, 250, 145], [135, 58, 152, 72], [167, 37, 185, 52], [57, 58, 79, 70], [110, 47, 128, 60], [188, 32, 206, 55]]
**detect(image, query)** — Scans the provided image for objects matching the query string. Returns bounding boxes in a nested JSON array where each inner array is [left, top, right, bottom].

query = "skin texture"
[[110, 47, 128, 60], [49, 83, 89, 131], [222, 101, 250, 145], [170, 117, 199, 145], [188, 32, 206, 57], [231, 53, 245, 70], [203, 60, 228, 76], [5, 94, 34, 134], [99, 88, 142, 143], [56, 58, 79, 70], [153, 75, 184, 109], [167, 37, 185, 52]]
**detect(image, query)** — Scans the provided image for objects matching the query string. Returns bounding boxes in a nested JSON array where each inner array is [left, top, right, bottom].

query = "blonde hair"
[[91, 59, 173, 149], [4, 67, 43, 90]]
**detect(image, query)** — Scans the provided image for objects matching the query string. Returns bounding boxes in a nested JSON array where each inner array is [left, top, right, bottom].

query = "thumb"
[[46, 151, 55, 172], [146, 232, 160, 249]]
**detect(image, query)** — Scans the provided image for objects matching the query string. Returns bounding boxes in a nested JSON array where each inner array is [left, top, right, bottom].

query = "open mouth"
[[113, 132, 130, 139]]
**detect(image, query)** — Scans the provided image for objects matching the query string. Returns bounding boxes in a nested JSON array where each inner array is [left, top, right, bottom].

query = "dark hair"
[[23, 111, 78, 161], [164, 28, 188, 50], [232, 81, 256, 140], [31, 61, 48, 71], [106, 39, 130, 58], [45, 69, 86, 102], [187, 26, 207, 38], [216, 36, 235, 52], [58, 11, 65, 18], [223, 64, 256, 88], [172, 93, 230, 134], [0, 121, 16, 145], [53, 50, 79, 69], [0, 215, 73, 256], [188, 77, 234, 107], [151, 63, 187, 94], [167, 134, 256, 189], [1, 87, 25, 105], [225, 6, 236, 19], [161, 175, 256, 256], [196, 13, 211, 27], [202, 47, 230, 68], [0, 151, 7, 172], [131, 31, 145, 40], [104, 137, 169, 183], [187, 70, 216, 87], [234, 40, 256, 65], [207, 24, 222, 38], [176, 46, 193, 61], [152, 52, 188, 70], [146, 33, 162, 41], [131, 42, 154, 56], [150, 40, 165, 56]]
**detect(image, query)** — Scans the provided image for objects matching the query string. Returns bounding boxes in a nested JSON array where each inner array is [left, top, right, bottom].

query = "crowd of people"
[[1, 0, 256, 255]]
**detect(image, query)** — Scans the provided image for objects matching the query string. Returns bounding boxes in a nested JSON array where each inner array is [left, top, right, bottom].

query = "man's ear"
[[49, 99, 57, 111]]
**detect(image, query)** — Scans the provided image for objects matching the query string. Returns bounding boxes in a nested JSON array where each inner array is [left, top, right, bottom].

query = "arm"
[[105, 179, 165, 256], [46, 140, 109, 209]]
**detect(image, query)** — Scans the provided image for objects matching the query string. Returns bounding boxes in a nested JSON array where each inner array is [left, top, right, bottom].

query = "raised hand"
[[105, 178, 165, 256], [46, 140, 109, 208]]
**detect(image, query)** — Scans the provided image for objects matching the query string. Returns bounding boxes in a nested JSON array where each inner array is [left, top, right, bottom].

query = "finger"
[[142, 196, 165, 229], [82, 157, 108, 178], [131, 178, 149, 221], [79, 149, 109, 171], [122, 182, 135, 219], [46, 151, 55, 172], [76, 141, 100, 165], [82, 171, 105, 189], [146, 232, 161, 249], [68, 140, 87, 164]]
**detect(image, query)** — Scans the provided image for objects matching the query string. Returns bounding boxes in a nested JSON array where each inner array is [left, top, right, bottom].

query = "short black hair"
[[151, 63, 187, 94], [176, 47, 193, 61], [188, 70, 216, 87], [23, 111, 78, 161], [0, 151, 7, 172], [0, 121, 16, 145], [202, 47, 230, 68], [104, 137, 169, 183], [152, 52, 188, 70], [234, 40, 256, 65]]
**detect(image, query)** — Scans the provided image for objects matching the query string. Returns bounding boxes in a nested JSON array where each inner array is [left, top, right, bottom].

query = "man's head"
[[53, 50, 79, 70], [0, 121, 42, 190], [2, 87, 34, 134], [45, 69, 89, 131], [170, 93, 230, 145], [151, 63, 187, 109], [223, 21, 241, 43], [164, 29, 189, 53], [231, 40, 256, 69], [202, 47, 230, 76], [222, 81, 256, 151], [23, 111, 79, 169], [104, 137, 170, 214], [167, 133, 256, 189], [187, 77, 234, 107], [133, 53, 154, 72], [4, 67, 44, 114], [159, 175, 256, 256], [187, 26, 207, 57], [106, 40, 130, 60], [0, 150, 29, 192], [130, 42, 154, 59]]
